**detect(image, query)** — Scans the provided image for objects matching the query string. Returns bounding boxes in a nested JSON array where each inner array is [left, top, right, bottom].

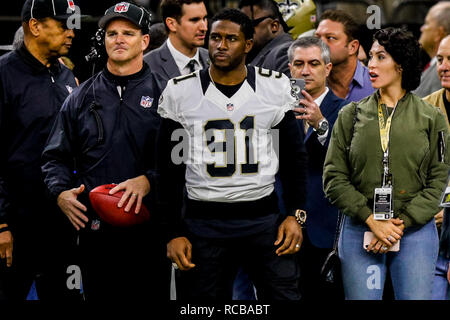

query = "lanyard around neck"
[[377, 98, 397, 154], [378, 97, 398, 186]]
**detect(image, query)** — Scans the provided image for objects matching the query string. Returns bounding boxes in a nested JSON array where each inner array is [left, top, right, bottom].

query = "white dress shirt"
[[313, 87, 329, 145], [166, 38, 201, 75]]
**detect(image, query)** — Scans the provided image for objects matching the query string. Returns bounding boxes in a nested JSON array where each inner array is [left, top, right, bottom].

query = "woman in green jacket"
[[323, 27, 449, 300]]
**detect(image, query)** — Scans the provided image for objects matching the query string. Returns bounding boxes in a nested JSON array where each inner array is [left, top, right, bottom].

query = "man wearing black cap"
[[42, 2, 169, 301], [0, 0, 80, 300], [239, 0, 293, 76]]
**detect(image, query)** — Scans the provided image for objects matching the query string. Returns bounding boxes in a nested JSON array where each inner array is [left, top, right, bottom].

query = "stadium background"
[[0, 0, 437, 83]]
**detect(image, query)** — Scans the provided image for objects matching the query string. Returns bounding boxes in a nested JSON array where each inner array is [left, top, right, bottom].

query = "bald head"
[[420, 2, 450, 57], [437, 35, 450, 91]]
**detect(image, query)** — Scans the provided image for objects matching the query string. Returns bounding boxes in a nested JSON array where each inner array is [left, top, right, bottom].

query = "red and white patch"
[[114, 2, 130, 13], [140, 96, 154, 108], [67, 0, 76, 11]]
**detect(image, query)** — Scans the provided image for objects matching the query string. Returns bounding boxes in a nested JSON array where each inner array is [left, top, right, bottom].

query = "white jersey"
[[158, 66, 295, 202]]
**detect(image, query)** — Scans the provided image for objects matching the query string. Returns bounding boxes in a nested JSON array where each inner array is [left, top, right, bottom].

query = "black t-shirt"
[[213, 80, 244, 98]]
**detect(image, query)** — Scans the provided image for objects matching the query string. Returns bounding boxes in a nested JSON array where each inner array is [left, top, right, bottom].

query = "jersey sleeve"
[[157, 80, 179, 122], [271, 73, 296, 127]]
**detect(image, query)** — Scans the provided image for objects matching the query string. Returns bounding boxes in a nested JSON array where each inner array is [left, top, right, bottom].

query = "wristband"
[[0, 226, 10, 234]]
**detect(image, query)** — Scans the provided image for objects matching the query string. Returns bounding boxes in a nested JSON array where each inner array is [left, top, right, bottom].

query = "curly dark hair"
[[373, 27, 422, 92], [210, 8, 254, 40]]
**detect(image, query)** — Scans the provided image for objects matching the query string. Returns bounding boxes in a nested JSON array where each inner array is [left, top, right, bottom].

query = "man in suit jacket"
[[414, 1, 450, 98], [143, 0, 209, 89], [239, 0, 292, 76], [289, 36, 348, 300]]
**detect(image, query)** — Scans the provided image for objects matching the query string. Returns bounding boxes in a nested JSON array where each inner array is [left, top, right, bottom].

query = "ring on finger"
[[382, 245, 388, 251], [131, 193, 138, 196], [295, 244, 300, 248], [387, 235, 393, 242]]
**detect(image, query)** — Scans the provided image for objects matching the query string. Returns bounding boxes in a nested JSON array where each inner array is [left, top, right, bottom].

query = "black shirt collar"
[[17, 43, 61, 74], [200, 65, 256, 94], [103, 63, 149, 86]]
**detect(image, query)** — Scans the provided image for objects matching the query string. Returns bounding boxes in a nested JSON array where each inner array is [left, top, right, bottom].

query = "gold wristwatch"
[[294, 209, 307, 226]]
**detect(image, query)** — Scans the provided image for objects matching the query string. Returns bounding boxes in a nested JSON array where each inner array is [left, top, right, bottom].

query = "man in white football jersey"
[[157, 8, 307, 300]]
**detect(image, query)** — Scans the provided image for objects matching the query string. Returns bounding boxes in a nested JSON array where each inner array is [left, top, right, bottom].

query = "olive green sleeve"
[[398, 110, 450, 228], [323, 103, 372, 224]]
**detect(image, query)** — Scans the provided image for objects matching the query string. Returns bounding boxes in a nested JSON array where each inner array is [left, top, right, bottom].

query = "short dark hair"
[[318, 9, 360, 42], [160, 0, 204, 32], [373, 27, 422, 92], [210, 8, 254, 40], [238, 0, 289, 33]]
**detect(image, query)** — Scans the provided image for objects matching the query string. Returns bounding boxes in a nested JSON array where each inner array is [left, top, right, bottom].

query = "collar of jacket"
[[16, 43, 61, 75], [374, 89, 411, 104], [103, 62, 150, 85]]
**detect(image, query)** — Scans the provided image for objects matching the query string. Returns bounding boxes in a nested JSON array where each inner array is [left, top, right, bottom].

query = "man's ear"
[[28, 18, 40, 37], [142, 34, 150, 51], [165, 17, 178, 33], [325, 62, 332, 77], [270, 19, 280, 33], [245, 38, 254, 53], [348, 39, 360, 56], [437, 25, 446, 43]]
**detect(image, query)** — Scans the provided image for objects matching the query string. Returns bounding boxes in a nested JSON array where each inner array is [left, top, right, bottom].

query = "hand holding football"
[[89, 184, 150, 227]]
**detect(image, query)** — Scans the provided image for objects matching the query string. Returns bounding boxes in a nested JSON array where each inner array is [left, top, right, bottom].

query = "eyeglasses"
[[251, 15, 275, 27]]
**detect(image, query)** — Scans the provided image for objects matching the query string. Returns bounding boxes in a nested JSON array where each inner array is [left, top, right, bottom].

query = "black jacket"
[[42, 65, 161, 223], [0, 44, 77, 226], [248, 33, 292, 77]]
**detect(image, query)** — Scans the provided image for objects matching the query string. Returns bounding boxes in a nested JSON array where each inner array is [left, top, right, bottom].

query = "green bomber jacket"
[[323, 91, 450, 228]]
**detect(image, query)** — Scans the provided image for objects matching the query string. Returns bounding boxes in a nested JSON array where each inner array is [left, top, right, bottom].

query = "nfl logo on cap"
[[114, 2, 130, 13], [67, 0, 75, 11], [140, 96, 153, 108]]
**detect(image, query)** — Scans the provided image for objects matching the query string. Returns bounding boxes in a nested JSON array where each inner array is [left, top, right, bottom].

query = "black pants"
[[297, 229, 344, 300], [177, 224, 300, 301], [0, 217, 80, 301], [79, 221, 171, 301]]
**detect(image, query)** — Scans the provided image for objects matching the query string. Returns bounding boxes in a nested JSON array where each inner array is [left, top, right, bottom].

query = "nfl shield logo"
[[67, 0, 76, 11], [91, 219, 101, 231], [114, 2, 130, 13], [140, 96, 154, 108], [226, 103, 234, 111]]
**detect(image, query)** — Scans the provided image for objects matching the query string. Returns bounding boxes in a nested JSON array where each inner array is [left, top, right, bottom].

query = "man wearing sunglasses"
[[239, 0, 292, 76]]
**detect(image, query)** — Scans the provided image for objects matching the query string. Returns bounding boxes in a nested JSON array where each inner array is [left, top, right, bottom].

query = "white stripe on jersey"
[[158, 67, 296, 202]]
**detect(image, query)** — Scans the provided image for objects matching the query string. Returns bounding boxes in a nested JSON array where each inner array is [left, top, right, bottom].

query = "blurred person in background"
[[414, 1, 450, 98]]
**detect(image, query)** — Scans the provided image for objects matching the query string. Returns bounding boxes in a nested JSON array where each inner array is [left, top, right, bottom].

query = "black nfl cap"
[[98, 2, 151, 34], [22, 0, 78, 22]]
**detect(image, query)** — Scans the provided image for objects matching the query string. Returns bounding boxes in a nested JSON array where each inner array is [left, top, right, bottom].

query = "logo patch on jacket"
[[67, 0, 76, 11], [114, 2, 130, 13], [66, 85, 74, 94], [140, 96, 154, 108]]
